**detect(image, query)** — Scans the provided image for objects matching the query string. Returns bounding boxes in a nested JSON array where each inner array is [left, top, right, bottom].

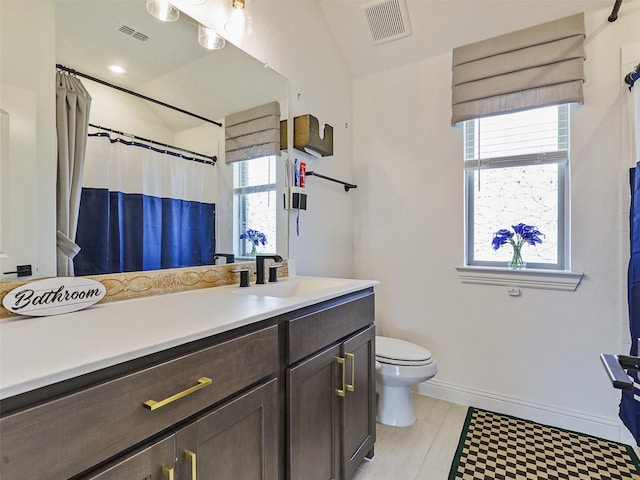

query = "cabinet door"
[[342, 326, 376, 480], [288, 343, 343, 480], [175, 378, 278, 480], [81, 435, 175, 480]]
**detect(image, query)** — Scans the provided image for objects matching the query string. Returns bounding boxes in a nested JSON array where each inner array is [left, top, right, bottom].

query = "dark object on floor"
[[448, 407, 640, 479]]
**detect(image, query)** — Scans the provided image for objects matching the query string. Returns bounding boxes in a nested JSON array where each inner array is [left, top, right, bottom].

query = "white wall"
[[246, 2, 355, 278], [181, 0, 356, 278], [353, 7, 640, 443], [0, 1, 57, 279]]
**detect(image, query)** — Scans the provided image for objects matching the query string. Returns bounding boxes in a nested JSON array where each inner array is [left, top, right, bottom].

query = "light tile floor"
[[352, 394, 469, 480]]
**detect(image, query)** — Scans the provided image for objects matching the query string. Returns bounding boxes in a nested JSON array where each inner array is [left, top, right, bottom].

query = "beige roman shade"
[[451, 13, 586, 125], [225, 101, 281, 163]]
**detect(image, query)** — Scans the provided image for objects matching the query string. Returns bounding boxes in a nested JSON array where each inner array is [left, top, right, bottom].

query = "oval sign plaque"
[[2, 277, 106, 317]]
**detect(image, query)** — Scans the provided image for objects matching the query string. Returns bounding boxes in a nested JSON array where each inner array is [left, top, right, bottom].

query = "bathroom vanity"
[[0, 276, 377, 480]]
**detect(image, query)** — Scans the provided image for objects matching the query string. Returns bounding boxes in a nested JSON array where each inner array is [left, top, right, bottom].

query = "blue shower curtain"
[[74, 189, 215, 275], [620, 165, 640, 445], [620, 76, 640, 445], [73, 132, 217, 276]]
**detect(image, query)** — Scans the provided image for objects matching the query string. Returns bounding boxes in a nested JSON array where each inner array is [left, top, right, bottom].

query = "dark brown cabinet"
[[84, 379, 279, 480], [175, 378, 279, 480], [81, 435, 176, 480], [342, 327, 376, 480], [0, 287, 375, 480], [0, 326, 279, 480], [286, 291, 376, 480], [288, 343, 343, 480]]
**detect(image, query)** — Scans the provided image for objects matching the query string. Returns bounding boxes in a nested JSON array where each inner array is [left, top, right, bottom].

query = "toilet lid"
[[376, 336, 432, 364]]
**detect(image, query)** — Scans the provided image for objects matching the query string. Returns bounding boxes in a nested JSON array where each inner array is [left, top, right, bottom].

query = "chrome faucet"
[[255, 255, 283, 284]]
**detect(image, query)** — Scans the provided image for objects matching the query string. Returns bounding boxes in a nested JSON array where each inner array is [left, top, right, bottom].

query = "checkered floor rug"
[[448, 408, 640, 479]]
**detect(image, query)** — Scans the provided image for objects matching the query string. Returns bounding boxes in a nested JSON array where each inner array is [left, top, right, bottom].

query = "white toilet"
[[375, 336, 438, 427]]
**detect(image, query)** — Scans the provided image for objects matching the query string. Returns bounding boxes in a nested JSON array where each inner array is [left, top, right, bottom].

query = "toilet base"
[[376, 383, 416, 427]]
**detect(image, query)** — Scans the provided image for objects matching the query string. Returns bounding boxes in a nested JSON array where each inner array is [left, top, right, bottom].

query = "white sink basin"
[[232, 277, 352, 298]]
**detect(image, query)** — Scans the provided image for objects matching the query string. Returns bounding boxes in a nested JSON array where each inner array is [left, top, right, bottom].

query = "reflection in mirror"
[[0, 0, 288, 280], [234, 156, 278, 258]]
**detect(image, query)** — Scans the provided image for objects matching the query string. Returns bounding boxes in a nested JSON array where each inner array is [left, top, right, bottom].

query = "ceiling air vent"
[[362, 0, 412, 45], [116, 24, 150, 42]]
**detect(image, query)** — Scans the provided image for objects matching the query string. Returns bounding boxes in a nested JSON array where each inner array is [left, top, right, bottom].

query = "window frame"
[[463, 104, 570, 271], [233, 156, 277, 258]]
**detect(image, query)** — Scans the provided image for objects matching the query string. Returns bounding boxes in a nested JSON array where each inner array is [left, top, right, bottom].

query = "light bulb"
[[146, 0, 180, 22], [225, 0, 252, 37]]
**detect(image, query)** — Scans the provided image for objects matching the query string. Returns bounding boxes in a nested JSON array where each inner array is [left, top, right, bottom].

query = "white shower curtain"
[[81, 135, 216, 204]]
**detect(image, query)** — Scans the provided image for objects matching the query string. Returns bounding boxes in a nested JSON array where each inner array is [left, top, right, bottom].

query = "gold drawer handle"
[[336, 357, 346, 397], [143, 377, 212, 411], [346, 353, 355, 392], [162, 465, 175, 480], [186, 450, 197, 480]]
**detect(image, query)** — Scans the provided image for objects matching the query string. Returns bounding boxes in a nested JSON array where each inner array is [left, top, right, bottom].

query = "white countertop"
[[0, 275, 378, 400]]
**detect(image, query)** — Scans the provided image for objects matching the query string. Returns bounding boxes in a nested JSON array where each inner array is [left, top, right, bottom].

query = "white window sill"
[[456, 266, 583, 291]]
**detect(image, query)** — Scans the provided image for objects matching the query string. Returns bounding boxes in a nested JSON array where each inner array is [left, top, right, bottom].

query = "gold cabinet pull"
[[346, 353, 355, 392], [162, 465, 175, 480], [336, 357, 346, 397], [185, 450, 197, 480], [143, 377, 212, 411]]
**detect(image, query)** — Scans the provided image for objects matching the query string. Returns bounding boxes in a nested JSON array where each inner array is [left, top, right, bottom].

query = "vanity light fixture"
[[146, 0, 180, 22], [224, 0, 252, 37], [198, 24, 226, 50]]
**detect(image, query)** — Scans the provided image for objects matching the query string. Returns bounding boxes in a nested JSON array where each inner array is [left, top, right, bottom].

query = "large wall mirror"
[[0, 0, 289, 282]]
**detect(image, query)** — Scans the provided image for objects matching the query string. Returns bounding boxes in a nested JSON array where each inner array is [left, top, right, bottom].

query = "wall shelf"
[[293, 114, 333, 157]]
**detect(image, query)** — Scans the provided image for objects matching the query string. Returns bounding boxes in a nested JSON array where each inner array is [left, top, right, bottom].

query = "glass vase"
[[508, 244, 526, 270]]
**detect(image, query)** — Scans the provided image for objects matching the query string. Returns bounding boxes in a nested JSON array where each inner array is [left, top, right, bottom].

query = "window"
[[464, 104, 569, 270], [233, 156, 277, 257]]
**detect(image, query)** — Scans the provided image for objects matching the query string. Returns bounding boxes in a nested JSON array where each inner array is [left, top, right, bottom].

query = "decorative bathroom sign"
[[2, 277, 106, 316]]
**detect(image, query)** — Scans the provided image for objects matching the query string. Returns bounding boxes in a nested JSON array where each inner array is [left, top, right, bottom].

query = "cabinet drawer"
[[0, 325, 278, 480], [287, 291, 374, 364]]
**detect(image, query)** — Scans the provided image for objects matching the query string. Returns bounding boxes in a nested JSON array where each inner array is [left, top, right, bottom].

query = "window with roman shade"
[[451, 13, 585, 125], [225, 101, 281, 163]]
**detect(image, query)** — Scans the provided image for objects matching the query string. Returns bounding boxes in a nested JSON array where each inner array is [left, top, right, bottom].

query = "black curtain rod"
[[626, 63, 640, 90], [306, 171, 357, 192], [89, 124, 217, 165], [608, 0, 623, 21], [57, 64, 222, 127]]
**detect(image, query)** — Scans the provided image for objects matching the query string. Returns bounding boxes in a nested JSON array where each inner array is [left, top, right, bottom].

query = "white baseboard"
[[415, 379, 627, 444]]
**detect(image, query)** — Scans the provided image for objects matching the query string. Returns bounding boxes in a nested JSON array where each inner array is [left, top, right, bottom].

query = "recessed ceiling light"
[[109, 65, 127, 74]]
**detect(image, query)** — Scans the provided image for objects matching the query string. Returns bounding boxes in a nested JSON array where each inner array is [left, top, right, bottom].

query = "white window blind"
[[464, 105, 569, 169]]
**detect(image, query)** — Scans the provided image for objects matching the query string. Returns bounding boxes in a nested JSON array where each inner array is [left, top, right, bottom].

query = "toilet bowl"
[[375, 336, 437, 427]]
